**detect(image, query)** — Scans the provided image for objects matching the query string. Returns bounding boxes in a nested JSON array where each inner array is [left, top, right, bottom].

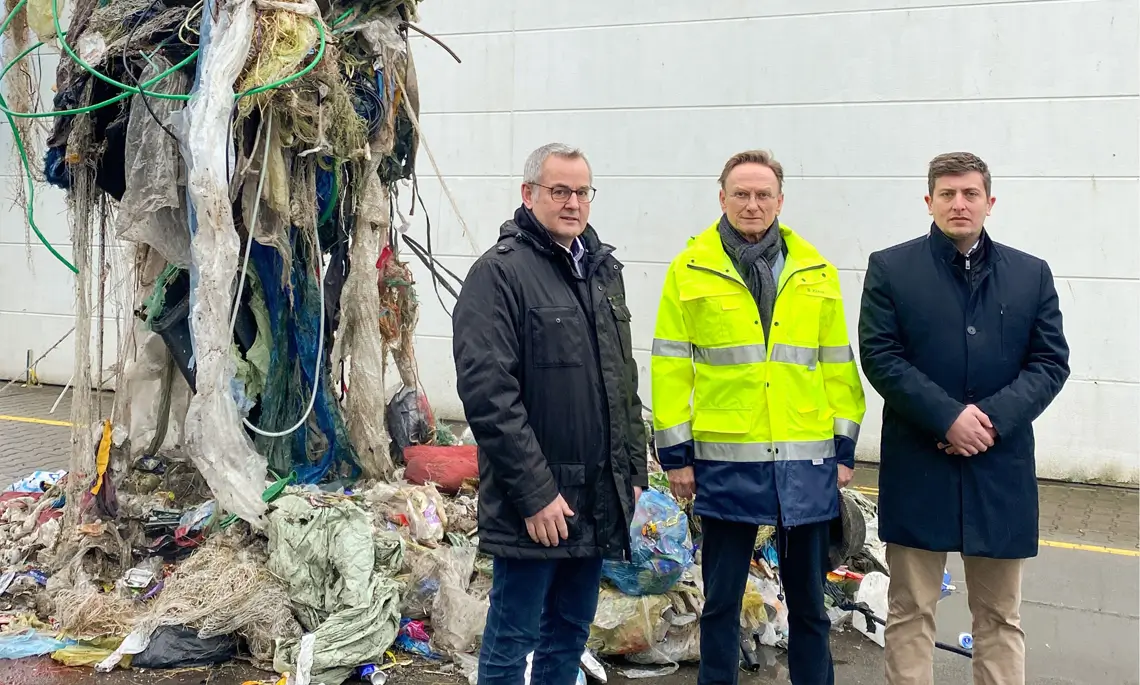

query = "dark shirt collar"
[[929, 222, 993, 265]]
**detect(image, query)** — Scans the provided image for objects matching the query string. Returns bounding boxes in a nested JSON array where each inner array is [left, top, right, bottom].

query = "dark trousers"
[[478, 556, 603, 685], [698, 516, 834, 685]]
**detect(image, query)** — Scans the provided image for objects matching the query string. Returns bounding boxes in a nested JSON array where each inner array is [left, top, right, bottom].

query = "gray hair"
[[522, 143, 592, 185]]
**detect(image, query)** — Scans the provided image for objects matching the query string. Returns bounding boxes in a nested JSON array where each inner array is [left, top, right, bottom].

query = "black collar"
[[504, 204, 609, 259], [928, 222, 998, 264]]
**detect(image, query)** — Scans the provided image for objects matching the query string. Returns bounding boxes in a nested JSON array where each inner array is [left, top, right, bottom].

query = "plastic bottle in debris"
[[359, 664, 388, 684]]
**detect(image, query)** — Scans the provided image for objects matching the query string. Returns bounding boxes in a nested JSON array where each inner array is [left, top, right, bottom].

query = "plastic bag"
[[455, 652, 587, 685], [116, 56, 192, 267], [627, 620, 698, 666], [396, 485, 448, 544], [430, 573, 488, 656], [52, 637, 130, 668], [409, 542, 485, 657], [131, 625, 238, 669], [627, 590, 702, 666], [522, 652, 586, 685], [602, 490, 694, 595], [25, 0, 57, 43], [853, 571, 890, 648], [387, 385, 434, 461], [394, 618, 439, 658], [0, 630, 74, 660], [750, 576, 789, 648], [123, 325, 193, 460], [4, 470, 65, 493], [588, 587, 671, 656], [173, 0, 269, 531], [400, 545, 475, 619]]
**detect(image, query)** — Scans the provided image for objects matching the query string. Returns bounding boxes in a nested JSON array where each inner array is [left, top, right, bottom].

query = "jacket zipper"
[[686, 263, 746, 286], [1000, 303, 1005, 358]]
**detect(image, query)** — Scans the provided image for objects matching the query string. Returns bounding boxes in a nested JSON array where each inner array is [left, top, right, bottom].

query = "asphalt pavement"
[[0, 384, 1136, 684]]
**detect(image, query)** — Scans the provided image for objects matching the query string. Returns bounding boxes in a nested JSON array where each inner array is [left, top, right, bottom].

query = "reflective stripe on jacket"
[[650, 222, 866, 526]]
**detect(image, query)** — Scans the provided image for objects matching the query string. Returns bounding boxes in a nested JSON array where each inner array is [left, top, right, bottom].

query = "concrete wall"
[[2, 0, 1137, 481]]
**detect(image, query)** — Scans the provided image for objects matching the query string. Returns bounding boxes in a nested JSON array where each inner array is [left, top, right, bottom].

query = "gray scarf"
[[718, 214, 784, 339]]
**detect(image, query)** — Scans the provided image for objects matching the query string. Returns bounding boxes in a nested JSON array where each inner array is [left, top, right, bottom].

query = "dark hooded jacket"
[[453, 206, 648, 560]]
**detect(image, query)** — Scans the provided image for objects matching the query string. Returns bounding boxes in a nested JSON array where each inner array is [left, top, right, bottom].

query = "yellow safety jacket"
[[650, 221, 866, 525]]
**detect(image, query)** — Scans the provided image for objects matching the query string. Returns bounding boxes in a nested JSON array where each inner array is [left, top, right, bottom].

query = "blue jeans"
[[478, 556, 603, 685]]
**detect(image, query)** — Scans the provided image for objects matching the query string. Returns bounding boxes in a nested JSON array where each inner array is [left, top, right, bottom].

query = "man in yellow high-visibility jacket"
[[651, 150, 866, 685]]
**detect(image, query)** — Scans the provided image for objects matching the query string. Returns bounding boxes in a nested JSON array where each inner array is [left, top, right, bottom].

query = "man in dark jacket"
[[858, 152, 1070, 685], [453, 142, 648, 685]]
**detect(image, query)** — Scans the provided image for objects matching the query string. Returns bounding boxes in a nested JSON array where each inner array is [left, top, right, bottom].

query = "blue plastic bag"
[[602, 490, 694, 595], [0, 630, 75, 660]]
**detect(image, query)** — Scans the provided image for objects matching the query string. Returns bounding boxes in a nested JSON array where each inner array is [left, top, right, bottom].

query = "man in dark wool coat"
[[858, 151, 1070, 685]]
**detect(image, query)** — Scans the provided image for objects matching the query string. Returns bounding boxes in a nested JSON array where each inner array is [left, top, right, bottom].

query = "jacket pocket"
[[1000, 303, 1033, 361], [529, 306, 585, 368], [609, 298, 634, 362], [550, 463, 587, 533], [785, 272, 839, 345], [692, 408, 752, 436]]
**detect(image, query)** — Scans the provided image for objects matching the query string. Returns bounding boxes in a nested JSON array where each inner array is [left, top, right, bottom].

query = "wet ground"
[[0, 385, 1136, 684]]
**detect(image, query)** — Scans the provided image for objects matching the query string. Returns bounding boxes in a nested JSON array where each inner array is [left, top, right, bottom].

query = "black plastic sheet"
[[131, 626, 238, 669]]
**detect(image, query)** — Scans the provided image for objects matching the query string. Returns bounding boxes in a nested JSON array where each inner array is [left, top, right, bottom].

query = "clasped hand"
[[937, 405, 998, 456]]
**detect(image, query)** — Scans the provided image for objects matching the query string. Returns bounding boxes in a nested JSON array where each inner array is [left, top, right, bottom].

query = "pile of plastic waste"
[[0, 412, 902, 683]]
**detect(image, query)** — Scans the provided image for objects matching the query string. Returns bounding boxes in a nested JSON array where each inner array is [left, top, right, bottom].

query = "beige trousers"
[[884, 543, 1026, 685]]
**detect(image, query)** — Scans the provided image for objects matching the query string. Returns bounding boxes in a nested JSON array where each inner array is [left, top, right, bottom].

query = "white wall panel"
[[415, 113, 514, 176], [511, 1, 1137, 110], [412, 31, 514, 113], [512, 100, 1137, 179], [416, 176, 1140, 280]]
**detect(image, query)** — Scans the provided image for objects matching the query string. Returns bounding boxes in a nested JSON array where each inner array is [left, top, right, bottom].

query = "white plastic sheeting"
[[334, 143, 394, 481], [123, 326, 192, 458], [116, 57, 192, 268], [172, 0, 268, 528]]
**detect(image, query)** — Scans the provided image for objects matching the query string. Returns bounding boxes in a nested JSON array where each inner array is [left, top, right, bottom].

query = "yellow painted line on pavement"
[[849, 485, 1140, 557], [0, 414, 72, 427], [1037, 540, 1139, 557]]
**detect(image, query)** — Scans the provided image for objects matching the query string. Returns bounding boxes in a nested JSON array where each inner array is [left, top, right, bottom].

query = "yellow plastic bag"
[[52, 636, 132, 669], [26, 0, 61, 43]]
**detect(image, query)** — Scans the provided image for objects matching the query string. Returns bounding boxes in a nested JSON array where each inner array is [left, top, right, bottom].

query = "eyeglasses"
[[534, 183, 596, 204], [728, 190, 778, 204]]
